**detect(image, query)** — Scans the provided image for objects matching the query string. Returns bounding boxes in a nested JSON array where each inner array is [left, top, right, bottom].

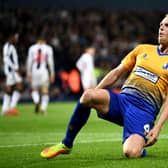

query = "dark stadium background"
[[0, 0, 167, 10], [0, 0, 168, 102]]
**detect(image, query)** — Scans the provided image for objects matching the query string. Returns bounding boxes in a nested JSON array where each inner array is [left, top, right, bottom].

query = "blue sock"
[[141, 149, 147, 157], [62, 101, 91, 148]]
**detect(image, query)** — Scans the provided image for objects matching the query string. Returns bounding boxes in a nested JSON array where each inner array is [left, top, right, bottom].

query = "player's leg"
[[40, 94, 92, 158], [80, 88, 110, 113], [62, 88, 110, 147], [40, 85, 49, 115], [8, 72, 23, 115], [1, 86, 12, 115], [31, 87, 40, 113], [10, 82, 23, 114], [123, 134, 146, 158], [41, 88, 110, 158], [31, 75, 41, 113], [1, 74, 14, 115], [121, 95, 155, 158]]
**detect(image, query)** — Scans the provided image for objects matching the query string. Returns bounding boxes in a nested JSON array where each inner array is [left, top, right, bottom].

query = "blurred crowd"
[[0, 9, 165, 100]]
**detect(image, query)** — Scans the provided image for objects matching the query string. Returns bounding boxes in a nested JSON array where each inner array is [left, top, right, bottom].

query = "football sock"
[[1, 93, 11, 114], [62, 101, 91, 148], [10, 90, 21, 108], [141, 148, 147, 157], [41, 94, 49, 112], [31, 90, 40, 104]]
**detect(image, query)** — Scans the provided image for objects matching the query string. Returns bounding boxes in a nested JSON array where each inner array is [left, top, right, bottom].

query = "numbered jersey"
[[27, 43, 54, 87], [121, 44, 168, 111]]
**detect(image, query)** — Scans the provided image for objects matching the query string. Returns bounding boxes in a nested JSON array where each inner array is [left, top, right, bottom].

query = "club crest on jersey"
[[139, 53, 147, 59], [162, 63, 168, 69], [142, 53, 147, 58]]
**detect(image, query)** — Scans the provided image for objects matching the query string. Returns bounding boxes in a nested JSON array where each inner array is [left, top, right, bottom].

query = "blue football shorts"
[[97, 89, 157, 143]]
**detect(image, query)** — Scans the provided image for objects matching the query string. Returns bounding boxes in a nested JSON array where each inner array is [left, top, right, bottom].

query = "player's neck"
[[37, 40, 46, 44], [159, 45, 168, 54]]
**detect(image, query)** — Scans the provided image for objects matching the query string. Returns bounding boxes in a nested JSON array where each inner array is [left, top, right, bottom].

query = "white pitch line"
[[0, 138, 121, 148], [0, 134, 168, 148]]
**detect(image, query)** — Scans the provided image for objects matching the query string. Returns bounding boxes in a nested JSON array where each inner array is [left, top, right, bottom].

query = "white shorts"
[[81, 74, 97, 89], [31, 73, 49, 88], [6, 72, 22, 86]]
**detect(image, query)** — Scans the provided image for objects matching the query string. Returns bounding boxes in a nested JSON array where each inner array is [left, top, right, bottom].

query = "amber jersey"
[[121, 44, 168, 112]]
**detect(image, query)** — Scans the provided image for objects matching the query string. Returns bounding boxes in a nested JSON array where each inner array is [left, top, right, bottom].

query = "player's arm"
[[48, 47, 55, 84], [96, 64, 129, 89], [12, 46, 19, 71], [146, 92, 168, 147], [76, 55, 86, 72], [26, 48, 33, 82], [96, 44, 140, 90]]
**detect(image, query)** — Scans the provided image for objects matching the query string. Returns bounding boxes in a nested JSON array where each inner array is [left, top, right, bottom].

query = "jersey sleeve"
[[26, 47, 33, 76], [76, 54, 88, 72], [76, 56, 83, 72], [47, 46, 55, 76], [121, 45, 141, 70], [12, 45, 19, 70]]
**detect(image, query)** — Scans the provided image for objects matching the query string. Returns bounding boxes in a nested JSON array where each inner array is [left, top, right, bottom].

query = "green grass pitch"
[[1, 102, 168, 168]]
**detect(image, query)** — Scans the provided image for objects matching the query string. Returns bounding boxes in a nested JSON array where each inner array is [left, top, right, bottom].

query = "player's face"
[[87, 48, 96, 56], [11, 33, 19, 44], [158, 15, 168, 45]]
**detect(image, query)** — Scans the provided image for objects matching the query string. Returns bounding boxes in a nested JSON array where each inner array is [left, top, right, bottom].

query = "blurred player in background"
[[1, 32, 23, 116], [41, 14, 168, 158], [76, 46, 97, 90], [26, 36, 55, 115]]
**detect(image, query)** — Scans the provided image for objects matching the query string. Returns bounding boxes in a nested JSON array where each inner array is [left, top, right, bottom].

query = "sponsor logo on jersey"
[[134, 66, 159, 83]]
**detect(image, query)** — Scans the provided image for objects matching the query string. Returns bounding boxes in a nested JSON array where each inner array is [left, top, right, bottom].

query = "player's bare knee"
[[123, 146, 142, 158], [123, 134, 145, 158], [80, 89, 94, 105]]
